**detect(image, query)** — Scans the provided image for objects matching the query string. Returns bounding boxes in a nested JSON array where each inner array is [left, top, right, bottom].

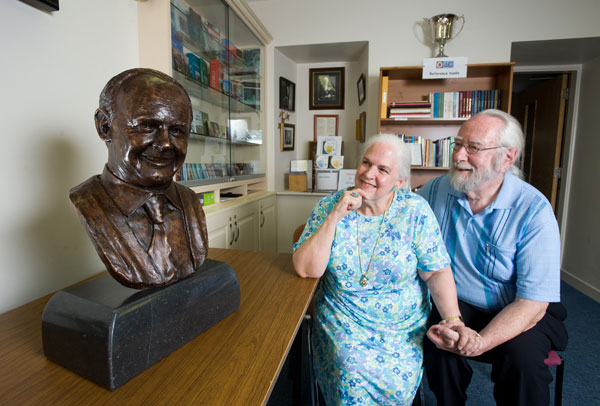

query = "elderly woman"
[[293, 134, 477, 405]]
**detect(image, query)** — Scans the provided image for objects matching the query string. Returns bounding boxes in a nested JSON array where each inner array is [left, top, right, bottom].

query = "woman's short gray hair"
[[361, 133, 411, 189]]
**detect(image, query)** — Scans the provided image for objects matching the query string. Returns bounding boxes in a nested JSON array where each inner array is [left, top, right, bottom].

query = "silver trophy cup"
[[424, 14, 465, 57]]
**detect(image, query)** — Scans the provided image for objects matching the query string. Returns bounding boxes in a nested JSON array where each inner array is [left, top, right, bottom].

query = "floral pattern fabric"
[[294, 189, 450, 405]]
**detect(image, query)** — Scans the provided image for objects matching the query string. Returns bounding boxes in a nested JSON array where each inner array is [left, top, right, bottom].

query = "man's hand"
[[427, 322, 485, 357]]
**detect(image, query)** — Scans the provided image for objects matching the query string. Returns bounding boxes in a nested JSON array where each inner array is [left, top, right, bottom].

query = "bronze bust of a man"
[[70, 68, 208, 289]]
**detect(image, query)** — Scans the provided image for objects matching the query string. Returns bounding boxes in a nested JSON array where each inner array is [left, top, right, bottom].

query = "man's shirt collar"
[[449, 171, 518, 212], [100, 166, 182, 217]]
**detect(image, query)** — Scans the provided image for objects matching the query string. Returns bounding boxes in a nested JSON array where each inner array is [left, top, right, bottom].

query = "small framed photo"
[[281, 123, 295, 151], [309, 67, 345, 110], [313, 114, 339, 141], [279, 77, 295, 111], [357, 73, 366, 105]]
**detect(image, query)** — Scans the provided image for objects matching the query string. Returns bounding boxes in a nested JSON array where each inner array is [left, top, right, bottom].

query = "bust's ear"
[[94, 108, 112, 142]]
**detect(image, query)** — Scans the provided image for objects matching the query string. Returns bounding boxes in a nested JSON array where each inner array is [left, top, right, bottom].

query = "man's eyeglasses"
[[451, 141, 504, 154]]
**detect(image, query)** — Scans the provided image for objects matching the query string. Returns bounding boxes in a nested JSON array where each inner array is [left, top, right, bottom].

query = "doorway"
[[511, 72, 569, 214]]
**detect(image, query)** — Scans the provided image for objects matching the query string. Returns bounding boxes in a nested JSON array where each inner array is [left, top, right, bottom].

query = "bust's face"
[[106, 75, 191, 189]]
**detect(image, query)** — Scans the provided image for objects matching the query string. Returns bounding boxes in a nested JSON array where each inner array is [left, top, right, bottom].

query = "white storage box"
[[315, 169, 339, 191]]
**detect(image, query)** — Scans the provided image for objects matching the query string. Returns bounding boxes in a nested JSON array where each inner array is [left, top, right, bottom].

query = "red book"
[[209, 59, 223, 91]]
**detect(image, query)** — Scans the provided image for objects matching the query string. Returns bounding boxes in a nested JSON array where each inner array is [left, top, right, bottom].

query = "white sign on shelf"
[[291, 160, 309, 172], [337, 169, 356, 190], [422, 57, 468, 79]]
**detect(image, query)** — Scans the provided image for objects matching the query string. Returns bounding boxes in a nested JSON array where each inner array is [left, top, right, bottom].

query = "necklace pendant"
[[359, 275, 368, 287]]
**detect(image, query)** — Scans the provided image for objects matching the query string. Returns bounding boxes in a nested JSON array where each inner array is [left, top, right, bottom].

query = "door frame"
[[514, 64, 582, 259]]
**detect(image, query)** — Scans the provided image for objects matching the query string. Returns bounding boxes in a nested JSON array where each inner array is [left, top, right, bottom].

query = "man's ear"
[[504, 146, 518, 170], [94, 108, 112, 142]]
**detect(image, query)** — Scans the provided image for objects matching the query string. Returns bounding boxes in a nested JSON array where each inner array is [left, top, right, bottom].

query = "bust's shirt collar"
[[100, 166, 182, 216]]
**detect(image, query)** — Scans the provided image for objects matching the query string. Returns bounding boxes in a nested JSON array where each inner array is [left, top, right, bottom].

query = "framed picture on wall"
[[281, 123, 295, 151], [357, 73, 366, 105], [313, 114, 339, 141], [279, 77, 295, 111], [309, 67, 345, 110]]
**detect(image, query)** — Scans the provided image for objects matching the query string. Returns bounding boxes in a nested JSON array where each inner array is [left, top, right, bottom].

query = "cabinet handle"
[[260, 209, 265, 228], [233, 214, 240, 242], [229, 217, 234, 246]]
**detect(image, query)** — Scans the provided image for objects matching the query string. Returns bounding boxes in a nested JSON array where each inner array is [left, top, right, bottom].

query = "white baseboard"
[[561, 269, 600, 302]]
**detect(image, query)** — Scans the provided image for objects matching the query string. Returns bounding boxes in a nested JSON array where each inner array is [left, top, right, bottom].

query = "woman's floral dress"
[[294, 189, 450, 405]]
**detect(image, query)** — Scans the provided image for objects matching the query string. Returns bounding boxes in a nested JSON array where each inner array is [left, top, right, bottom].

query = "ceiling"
[[511, 37, 600, 66], [276, 41, 368, 63]]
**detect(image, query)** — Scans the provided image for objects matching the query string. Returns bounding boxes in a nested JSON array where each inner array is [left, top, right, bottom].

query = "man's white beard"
[[450, 158, 502, 193]]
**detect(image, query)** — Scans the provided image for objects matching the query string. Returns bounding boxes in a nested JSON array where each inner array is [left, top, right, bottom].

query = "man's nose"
[[153, 127, 172, 151]]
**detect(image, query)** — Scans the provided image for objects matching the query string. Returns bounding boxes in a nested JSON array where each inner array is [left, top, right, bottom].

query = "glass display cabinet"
[[140, 0, 269, 205]]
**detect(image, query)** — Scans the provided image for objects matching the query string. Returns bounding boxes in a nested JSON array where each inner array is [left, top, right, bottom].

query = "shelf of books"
[[378, 63, 514, 188]]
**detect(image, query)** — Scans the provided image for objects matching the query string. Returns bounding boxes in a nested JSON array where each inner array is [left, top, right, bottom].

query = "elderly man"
[[417, 109, 567, 406], [70, 68, 208, 289]]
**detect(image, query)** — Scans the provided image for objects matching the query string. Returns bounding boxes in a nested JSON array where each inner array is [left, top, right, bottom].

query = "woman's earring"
[[392, 186, 397, 192]]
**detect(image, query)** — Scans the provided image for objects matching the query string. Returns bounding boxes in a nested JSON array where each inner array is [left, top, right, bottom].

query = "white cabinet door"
[[205, 193, 276, 252], [259, 196, 277, 252], [205, 209, 231, 249], [230, 202, 258, 251]]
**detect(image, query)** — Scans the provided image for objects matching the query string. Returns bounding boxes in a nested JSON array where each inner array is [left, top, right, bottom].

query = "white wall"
[[0, 0, 139, 313], [561, 55, 600, 300], [249, 0, 600, 142], [273, 53, 365, 191], [273, 49, 298, 190]]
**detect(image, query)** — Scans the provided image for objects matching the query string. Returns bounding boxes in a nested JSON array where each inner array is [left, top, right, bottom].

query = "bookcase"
[[378, 63, 514, 188], [138, 0, 272, 208]]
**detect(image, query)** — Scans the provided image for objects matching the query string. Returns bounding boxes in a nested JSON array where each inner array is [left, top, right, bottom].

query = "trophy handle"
[[453, 15, 466, 39], [414, 18, 431, 46]]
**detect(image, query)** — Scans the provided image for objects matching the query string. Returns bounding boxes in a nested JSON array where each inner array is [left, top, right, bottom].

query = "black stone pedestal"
[[41, 259, 240, 390]]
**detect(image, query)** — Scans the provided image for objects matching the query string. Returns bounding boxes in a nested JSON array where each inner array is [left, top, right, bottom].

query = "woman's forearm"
[[420, 266, 461, 320], [292, 213, 341, 278]]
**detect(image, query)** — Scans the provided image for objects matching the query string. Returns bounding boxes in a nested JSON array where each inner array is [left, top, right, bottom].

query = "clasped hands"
[[427, 320, 484, 357]]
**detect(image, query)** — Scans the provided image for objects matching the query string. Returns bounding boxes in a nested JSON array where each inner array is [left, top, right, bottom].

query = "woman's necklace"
[[356, 193, 393, 287]]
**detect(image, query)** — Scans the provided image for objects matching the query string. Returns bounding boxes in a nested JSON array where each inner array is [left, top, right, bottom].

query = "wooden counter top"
[[0, 248, 318, 405]]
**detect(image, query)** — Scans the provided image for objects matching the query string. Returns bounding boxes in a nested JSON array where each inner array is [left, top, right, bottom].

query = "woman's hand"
[[332, 188, 363, 220], [293, 188, 364, 279], [427, 321, 485, 357]]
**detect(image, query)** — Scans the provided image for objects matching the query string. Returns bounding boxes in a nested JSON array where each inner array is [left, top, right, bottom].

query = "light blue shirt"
[[416, 172, 561, 312]]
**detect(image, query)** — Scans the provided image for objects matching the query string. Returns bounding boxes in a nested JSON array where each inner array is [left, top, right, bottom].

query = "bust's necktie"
[[144, 195, 176, 281]]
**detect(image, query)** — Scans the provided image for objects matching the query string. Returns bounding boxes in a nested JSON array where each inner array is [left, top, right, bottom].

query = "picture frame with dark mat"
[[281, 123, 295, 151], [357, 73, 366, 105], [279, 77, 295, 111], [309, 67, 345, 110]]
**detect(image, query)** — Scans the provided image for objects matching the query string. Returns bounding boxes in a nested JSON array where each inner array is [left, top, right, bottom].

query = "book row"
[[176, 162, 258, 182], [388, 101, 432, 118], [171, 0, 260, 74], [171, 0, 261, 109], [384, 89, 503, 119], [398, 134, 454, 168], [190, 110, 228, 139], [429, 90, 502, 118]]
